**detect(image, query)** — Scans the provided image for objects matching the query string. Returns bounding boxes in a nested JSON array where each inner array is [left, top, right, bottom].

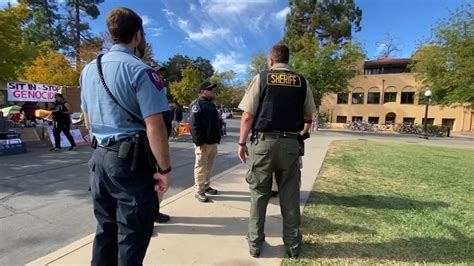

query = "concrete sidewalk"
[[27, 136, 330, 266]]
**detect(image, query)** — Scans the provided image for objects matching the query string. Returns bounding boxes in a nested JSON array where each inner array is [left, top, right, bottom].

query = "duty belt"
[[260, 131, 299, 139], [97, 142, 122, 152]]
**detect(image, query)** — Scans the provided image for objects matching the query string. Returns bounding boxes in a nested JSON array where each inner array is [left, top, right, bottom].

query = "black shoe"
[[287, 252, 299, 259], [195, 193, 209, 202], [270, 190, 279, 197], [49, 147, 61, 151], [68, 145, 76, 151], [287, 247, 300, 259], [155, 212, 170, 223], [249, 249, 260, 258], [205, 187, 218, 195]]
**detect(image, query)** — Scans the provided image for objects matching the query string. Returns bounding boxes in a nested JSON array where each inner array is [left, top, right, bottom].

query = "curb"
[[27, 163, 246, 266]]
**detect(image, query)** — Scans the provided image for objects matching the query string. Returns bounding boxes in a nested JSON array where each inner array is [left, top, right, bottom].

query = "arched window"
[[401, 86, 415, 104], [367, 87, 380, 104], [385, 112, 397, 124], [383, 86, 397, 103], [351, 87, 365, 104]]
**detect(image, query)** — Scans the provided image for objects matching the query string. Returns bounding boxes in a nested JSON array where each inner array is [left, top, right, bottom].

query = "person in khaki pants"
[[189, 82, 222, 202]]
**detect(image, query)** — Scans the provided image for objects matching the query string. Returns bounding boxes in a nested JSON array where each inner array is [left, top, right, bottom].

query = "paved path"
[[0, 120, 241, 266], [27, 133, 332, 266], [3, 128, 472, 265]]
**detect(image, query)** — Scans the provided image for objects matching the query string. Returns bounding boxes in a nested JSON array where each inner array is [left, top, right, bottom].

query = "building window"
[[352, 93, 364, 104], [336, 116, 347, 123], [384, 92, 397, 103], [401, 92, 415, 104], [368, 117, 379, 124], [422, 118, 435, 125], [367, 92, 380, 104], [385, 112, 396, 124], [403, 117, 416, 124], [337, 93, 348, 104], [442, 119, 455, 129], [352, 116, 363, 122], [364, 67, 409, 75]]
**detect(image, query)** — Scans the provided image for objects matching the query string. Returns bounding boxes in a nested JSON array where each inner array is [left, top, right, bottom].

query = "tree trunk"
[[74, 0, 81, 68]]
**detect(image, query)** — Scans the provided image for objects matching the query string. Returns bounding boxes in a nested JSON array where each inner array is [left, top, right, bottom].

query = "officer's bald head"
[[106, 7, 143, 44], [269, 43, 290, 64]]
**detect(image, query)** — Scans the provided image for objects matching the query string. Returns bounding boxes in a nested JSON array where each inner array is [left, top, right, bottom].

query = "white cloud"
[[148, 27, 163, 37], [212, 52, 247, 73], [232, 36, 247, 49], [275, 6, 290, 22], [141, 15, 154, 26], [163, 11, 231, 42], [376, 43, 386, 55], [187, 27, 230, 41]]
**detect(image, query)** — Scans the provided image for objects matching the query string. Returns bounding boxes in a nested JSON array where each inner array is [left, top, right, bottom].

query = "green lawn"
[[284, 140, 474, 265]]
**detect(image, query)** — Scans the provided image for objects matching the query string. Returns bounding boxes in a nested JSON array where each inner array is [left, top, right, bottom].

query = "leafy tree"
[[77, 37, 103, 68], [0, 3, 37, 82], [284, 0, 362, 50], [411, 4, 474, 107], [142, 42, 158, 66], [246, 51, 268, 83], [62, 0, 104, 67], [163, 54, 192, 83], [292, 33, 363, 109], [20, 0, 63, 50], [163, 54, 214, 83], [168, 66, 202, 106], [193, 57, 214, 80], [22, 49, 79, 86]]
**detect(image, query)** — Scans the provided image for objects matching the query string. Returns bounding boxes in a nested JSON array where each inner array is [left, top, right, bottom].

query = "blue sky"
[[0, 0, 469, 79]]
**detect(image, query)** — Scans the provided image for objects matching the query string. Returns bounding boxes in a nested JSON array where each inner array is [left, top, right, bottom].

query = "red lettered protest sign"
[[7, 81, 62, 102]]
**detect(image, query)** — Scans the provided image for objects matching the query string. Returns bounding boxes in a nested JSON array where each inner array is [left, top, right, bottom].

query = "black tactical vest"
[[253, 69, 307, 132]]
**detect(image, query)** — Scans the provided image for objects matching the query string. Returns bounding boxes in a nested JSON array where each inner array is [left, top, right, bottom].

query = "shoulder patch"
[[192, 104, 200, 113], [146, 68, 164, 91]]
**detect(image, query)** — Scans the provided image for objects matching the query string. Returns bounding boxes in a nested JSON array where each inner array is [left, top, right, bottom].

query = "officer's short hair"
[[270, 43, 290, 64], [106, 7, 143, 44]]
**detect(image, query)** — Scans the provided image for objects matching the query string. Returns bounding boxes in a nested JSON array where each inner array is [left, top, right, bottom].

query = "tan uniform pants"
[[194, 143, 218, 194]]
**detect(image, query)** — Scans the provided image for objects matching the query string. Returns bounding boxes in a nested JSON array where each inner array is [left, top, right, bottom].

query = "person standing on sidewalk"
[[49, 93, 76, 151], [150, 64, 171, 223], [190, 81, 221, 202], [270, 122, 312, 197], [80, 7, 171, 266], [237, 43, 317, 258]]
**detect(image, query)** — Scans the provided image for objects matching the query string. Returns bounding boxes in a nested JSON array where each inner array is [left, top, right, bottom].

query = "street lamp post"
[[422, 90, 432, 139]]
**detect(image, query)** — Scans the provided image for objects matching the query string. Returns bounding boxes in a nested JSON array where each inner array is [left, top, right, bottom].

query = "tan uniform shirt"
[[238, 63, 317, 116]]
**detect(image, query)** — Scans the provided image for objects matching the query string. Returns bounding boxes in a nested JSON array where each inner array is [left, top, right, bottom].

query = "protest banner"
[[7, 81, 62, 102]]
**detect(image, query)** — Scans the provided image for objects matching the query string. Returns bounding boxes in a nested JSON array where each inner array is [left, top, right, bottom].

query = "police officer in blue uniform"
[[80, 8, 171, 266]]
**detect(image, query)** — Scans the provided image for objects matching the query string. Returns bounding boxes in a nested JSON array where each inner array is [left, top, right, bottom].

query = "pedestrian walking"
[[237, 43, 317, 258], [80, 7, 171, 265], [49, 94, 76, 151], [190, 81, 221, 202]]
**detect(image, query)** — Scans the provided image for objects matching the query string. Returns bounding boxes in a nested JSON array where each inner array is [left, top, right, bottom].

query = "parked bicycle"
[[344, 120, 375, 131], [398, 123, 422, 134]]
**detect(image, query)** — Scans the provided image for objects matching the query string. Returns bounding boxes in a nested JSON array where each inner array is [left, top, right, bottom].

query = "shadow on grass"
[[313, 192, 450, 210], [303, 217, 377, 235], [299, 227, 473, 263]]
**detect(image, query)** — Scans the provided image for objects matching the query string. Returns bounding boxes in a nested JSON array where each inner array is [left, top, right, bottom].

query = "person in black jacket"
[[189, 81, 221, 202], [49, 94, 76, 151]]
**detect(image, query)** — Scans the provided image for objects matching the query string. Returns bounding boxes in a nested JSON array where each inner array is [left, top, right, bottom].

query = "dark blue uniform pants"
[[88, 147, 158, 266]]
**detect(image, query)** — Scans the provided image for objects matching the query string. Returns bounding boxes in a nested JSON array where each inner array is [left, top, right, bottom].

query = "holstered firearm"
[[298, 132, 310, 156], [131, 130, 156, 172]]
